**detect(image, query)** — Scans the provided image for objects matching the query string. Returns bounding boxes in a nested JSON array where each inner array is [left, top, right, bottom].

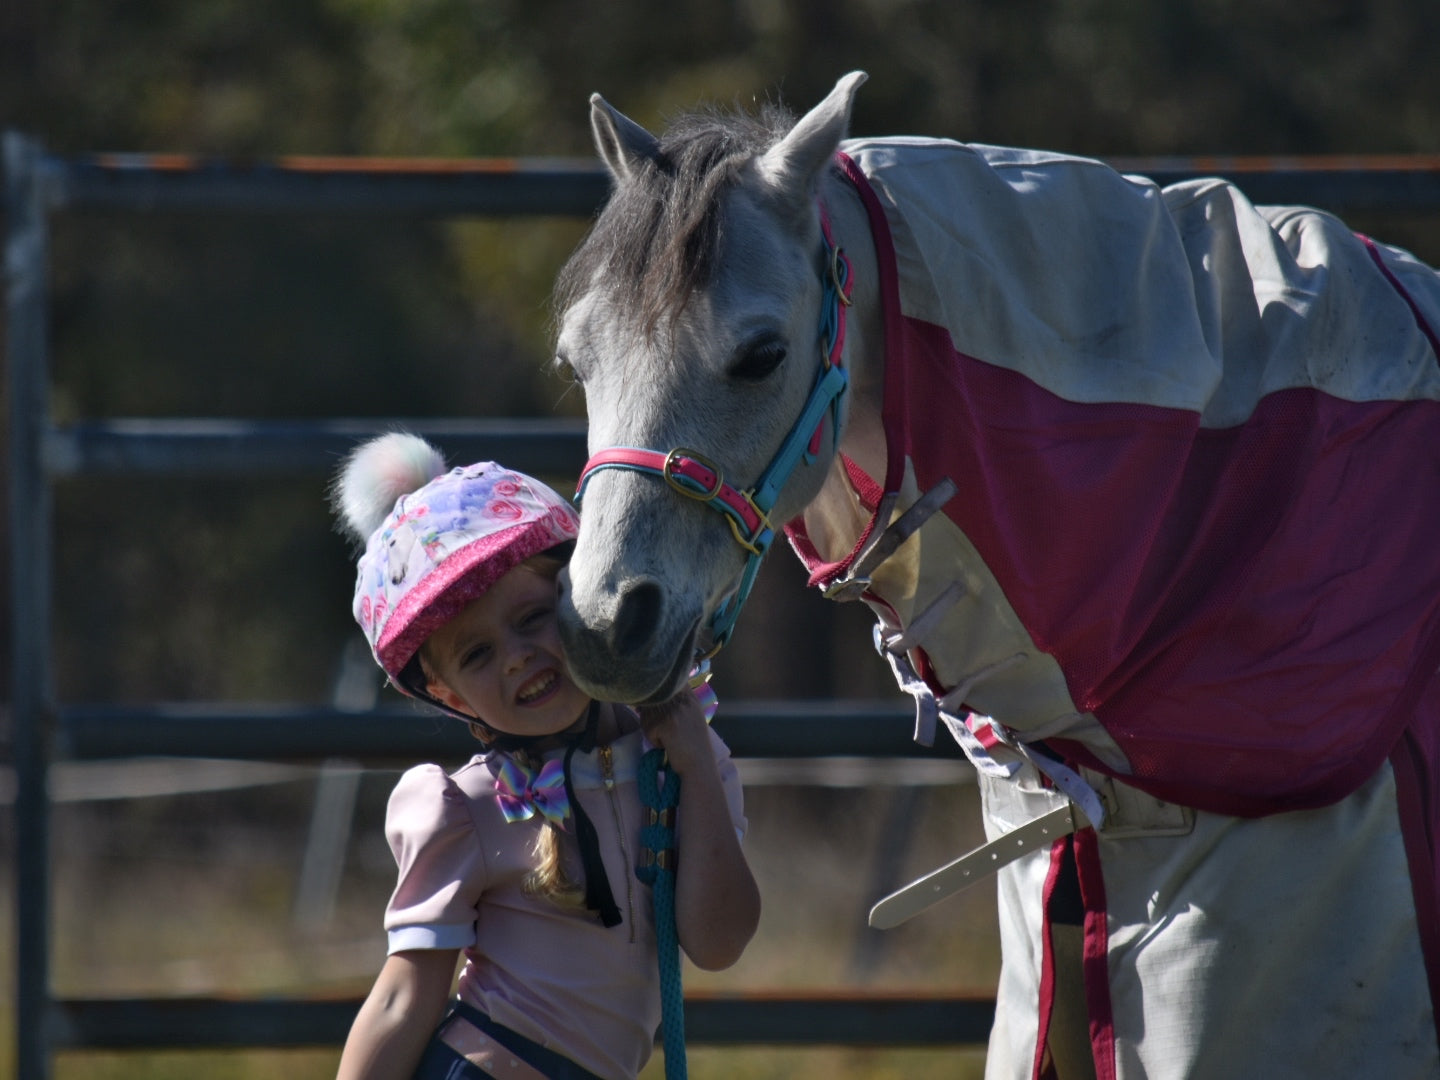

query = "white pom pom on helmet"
[[332, 433, 580, 707], [333, 432, 448, 544]]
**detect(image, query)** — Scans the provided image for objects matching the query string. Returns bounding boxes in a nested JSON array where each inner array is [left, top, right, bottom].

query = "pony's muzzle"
[[557, 569, 699, 703]]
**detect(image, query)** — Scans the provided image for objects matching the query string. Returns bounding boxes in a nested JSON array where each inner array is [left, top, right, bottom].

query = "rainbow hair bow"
[[494, 757, 570, 827]]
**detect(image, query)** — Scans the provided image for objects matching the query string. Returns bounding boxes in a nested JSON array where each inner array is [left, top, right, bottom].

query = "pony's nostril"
[[612, 581, 662, 657]]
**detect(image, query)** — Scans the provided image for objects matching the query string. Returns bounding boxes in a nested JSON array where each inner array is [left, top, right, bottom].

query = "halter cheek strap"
[[576, 201, 853, 653]]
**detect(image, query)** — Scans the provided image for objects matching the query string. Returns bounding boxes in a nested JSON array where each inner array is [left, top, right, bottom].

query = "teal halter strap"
[[636, 747, 686, 1078]]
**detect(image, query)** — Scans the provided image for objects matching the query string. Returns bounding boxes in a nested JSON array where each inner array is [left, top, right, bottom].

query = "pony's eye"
[[730, 337, 787, 382], [554, 351, 580, 385]]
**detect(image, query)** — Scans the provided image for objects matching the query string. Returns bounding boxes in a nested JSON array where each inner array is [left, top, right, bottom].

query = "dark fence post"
[[5, 130, 57, 1080]]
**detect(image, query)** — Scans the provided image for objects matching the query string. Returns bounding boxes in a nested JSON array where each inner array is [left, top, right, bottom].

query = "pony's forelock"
[[556, 100, 796, 341]]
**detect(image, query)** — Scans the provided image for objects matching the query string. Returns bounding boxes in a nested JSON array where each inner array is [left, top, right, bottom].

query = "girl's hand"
[[636, 690, 713, 776]]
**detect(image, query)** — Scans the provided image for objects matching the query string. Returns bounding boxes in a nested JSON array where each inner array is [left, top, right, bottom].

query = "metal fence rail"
[[50, 993, 998, 1051], [9, 135, 1440, 1077], [41, 417, 590, 477], [27, 147, 1440, 217], [41, 152, 611, 216], [56, 700, 934, 763]]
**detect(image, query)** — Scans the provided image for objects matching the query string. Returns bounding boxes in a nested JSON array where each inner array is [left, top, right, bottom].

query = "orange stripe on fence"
[[87, 153, 535, 175]]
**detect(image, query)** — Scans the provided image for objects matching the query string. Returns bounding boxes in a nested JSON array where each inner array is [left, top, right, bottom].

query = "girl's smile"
[[516, 669, 561, 705]]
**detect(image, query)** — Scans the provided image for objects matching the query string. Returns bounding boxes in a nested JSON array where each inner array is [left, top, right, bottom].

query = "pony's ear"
[[590, 94, 662, 184], [756, 71, 868, 213]]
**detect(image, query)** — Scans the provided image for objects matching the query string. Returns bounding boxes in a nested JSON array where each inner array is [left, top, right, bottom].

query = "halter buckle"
[[822, 575, 871, 601], [662, 448, 725, 501], [829, 244, 852, 307], [724, 502, 771, 556]]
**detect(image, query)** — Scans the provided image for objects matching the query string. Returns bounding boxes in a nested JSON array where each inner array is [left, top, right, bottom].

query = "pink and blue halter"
[[575, 206, 854, 654]]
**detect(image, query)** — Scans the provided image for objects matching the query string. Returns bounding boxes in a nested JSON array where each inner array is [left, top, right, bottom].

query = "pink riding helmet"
[[335, 433, 580, 705]]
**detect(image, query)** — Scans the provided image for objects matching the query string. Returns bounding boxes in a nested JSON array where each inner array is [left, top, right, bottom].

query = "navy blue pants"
[[412, 1001, 605, 1080]]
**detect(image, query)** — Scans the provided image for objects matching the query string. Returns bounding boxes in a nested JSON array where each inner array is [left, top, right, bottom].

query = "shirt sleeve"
[[707, 727, 749, 842], [383, 764, 487, 954]]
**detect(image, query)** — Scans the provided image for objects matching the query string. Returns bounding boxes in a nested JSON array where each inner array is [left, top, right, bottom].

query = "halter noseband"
[[575, 204, 853, 654]]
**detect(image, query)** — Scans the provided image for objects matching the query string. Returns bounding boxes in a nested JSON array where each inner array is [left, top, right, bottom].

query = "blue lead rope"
[[636, 747, 686, 1079]]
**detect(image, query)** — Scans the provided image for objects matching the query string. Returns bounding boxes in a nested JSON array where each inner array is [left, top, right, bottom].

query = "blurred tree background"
[[4, 1, 1440, 1077]]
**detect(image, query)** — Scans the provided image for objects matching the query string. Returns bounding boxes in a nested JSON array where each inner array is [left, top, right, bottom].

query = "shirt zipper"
[[597, 744, 637, 942]]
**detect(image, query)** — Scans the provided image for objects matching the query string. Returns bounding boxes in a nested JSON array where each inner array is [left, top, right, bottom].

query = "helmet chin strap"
[[559, 701, 622, 927], [482, 705, 588, 753], [576, 198, 853, 654]]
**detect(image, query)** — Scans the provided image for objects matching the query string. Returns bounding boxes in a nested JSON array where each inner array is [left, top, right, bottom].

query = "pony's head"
[[554, 71, 868, 702]]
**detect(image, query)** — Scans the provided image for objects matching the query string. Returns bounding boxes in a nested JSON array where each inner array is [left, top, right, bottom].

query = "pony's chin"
[[636, 634, 703, 705]]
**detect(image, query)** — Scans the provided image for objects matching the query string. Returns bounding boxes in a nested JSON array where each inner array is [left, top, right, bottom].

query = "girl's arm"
[[639, 694, 761, 971], [336, 948, 458, 1080]]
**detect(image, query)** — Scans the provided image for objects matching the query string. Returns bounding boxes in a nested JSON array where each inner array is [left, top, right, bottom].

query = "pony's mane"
[[555, 101, 796, 338]]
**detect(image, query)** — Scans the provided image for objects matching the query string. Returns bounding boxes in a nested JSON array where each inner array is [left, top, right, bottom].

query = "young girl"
[[331, 433, 760, 1080]]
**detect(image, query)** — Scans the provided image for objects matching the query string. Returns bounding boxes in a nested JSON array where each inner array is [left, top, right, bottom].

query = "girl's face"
[[422, 562, 591, 739]]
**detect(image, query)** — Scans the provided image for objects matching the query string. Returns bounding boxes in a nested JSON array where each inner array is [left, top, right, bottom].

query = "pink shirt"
[[383, 725, 746, 1080]]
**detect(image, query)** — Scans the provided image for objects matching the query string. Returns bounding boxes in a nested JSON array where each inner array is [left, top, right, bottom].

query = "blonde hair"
[[509, 747, 587, 910]]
